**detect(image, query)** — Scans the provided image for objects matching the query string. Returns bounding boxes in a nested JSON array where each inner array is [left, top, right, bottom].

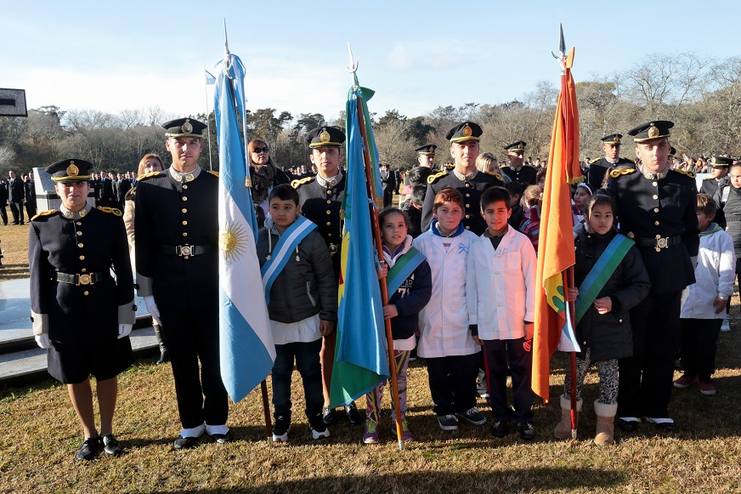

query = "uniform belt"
[[634, 235, 682, 252], [160, 244, 212, 257], [56, 271, 106, 285]]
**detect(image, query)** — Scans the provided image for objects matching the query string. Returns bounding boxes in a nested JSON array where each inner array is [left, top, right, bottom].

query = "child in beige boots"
[[558, 194, 650, 445]]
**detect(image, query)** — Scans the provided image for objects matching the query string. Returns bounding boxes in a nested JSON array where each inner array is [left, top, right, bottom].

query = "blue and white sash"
[[260, 216, 317, 303]]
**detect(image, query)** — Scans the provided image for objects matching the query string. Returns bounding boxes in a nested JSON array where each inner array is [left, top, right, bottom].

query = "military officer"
[[606, 120, 698, 432], [701, 156, 732, 198], [29, 158, 135, 461], [412, 144, 436, 184], [587, 133, 635, 191], [501, 141, 537, 187], [292, 125, 362, 426], [135, 117, 230, 449], [421, 122, 504, 235]]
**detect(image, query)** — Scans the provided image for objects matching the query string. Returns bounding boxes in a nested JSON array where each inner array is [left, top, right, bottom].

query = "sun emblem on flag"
[[220, 223, 248, 260]]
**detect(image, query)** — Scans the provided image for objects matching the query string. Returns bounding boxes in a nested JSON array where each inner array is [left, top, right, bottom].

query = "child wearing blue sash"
[[257, 184, 337, 443], [363, 208, 432, 444], [560, 194, 650, 445]]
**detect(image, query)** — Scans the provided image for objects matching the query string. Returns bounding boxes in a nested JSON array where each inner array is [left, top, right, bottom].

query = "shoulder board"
[[608, 167, 636, 179], [501, 165, 510, 170], [31, 209, 58, 221], [207, 170, 219, 177], [291, 176, 314, 189], [97, 206, 123, 217], [484, 171, 504, 182], [671, 168, 695, 179], [136, 171, 164, 181], [427, 171, 448, 185]]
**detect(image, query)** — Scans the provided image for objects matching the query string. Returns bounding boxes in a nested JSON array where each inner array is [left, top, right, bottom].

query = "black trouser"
[[680, 319, 722, 381], [483, 338, 534, 423], [618, 290, 681, 419], [0, 204, 7, 225], [425, 353, 479, 416], [25, 199, 36, 219], [9, 201, 23, 224], [272, 339, 323, 420], [160, 308, 228, 429]]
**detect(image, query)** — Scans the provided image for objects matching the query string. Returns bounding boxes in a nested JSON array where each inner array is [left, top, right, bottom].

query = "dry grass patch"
[[0, 223, 29, 278]]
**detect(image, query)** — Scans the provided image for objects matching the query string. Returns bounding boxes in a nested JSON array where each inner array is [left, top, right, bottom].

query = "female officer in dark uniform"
[[29, 158, 135, 461]]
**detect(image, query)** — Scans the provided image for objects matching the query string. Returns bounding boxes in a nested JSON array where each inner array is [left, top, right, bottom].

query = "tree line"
[[1, 53, 738, 176]]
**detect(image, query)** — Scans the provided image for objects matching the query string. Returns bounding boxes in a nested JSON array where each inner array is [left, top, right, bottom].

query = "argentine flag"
[[214, 52, 275, 402]]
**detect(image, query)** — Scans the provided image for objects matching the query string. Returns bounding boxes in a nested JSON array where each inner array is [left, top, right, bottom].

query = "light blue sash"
[[260, 216, 317, 303], [386, 247, 426, 294]]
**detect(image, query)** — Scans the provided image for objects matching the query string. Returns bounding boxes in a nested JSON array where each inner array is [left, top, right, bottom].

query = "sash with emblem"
[[260, 215, 317, 303]]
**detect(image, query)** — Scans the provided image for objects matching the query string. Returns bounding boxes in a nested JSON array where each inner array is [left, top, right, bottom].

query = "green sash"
[[574, 233, 634, 325], [386, 247, 426, 294]]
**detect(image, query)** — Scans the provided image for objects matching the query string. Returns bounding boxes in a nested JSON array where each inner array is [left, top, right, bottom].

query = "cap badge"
[[181, 119, 193, 134], [462, 124, 472, 137], [647, 124, 659, 139], [67, 162, 79, 177], [319, 129, 331, 143]]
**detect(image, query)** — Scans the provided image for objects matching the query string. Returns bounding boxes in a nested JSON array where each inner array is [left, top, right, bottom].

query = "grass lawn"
[[0, 223, 30, 279]]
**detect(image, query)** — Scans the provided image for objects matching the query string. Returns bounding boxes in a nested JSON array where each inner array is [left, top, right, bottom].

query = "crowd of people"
[[24, 115, 737, 463]]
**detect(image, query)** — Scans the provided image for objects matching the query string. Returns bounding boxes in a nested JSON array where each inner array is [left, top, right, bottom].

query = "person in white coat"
[[467, 186, 537, 441], [414, 187, 485, 432], [676, 194, 735, 396]]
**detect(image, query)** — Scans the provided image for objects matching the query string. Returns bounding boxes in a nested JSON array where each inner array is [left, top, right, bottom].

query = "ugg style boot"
[[593, 400, 617, 446], [554, 395, 582, 440]]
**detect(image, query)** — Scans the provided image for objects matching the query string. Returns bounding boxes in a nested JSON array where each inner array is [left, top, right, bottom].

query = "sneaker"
[[75, 437, 102, 461], [322, 407, 338, 426], [309, 414, 330, 440], [437, 414, 459, 431], [272, 415, 291, 443], [101, 434, 123, 456], [456, 407, 487, 426], [616, 417, 640, 433], [698, 379, 717, 396], [517, 421, 536, 442], [673, 373, 696, 389], [362, 421, 379, 444], [644, 416, 675, 432], [476, 369, 489, 399], [490, 420, 509, 438], [210, 431, 231, 444], [345, 402, 363, 426], [173, 435, 200, 450], [721, 319, 730, 332]]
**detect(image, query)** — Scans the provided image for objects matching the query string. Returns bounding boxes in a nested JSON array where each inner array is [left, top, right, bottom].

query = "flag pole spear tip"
[[559, 23, 565, 54], [346, 42, 359, 87], [223, 18, 230, 57]]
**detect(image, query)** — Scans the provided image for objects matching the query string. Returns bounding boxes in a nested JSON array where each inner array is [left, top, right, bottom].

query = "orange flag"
[[532, 48, 582, 402]]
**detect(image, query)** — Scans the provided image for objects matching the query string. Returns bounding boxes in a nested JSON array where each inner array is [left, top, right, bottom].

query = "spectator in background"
[[0, 177, 9, 225], [24, 171, 37, 219], [8, 170, 25, 225], [248, 138, 291, 227]]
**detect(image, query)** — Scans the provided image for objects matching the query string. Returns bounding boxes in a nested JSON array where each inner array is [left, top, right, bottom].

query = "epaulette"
[[97, 206, 123, 217], [31, 209, 58, 221], [427, 170, 448, 185], [608, 167, 636, 179], [671, 168, 695, 179], [207, 170, 219, 177], [136, 171, 164, 181], [291, 176, 314, 189], [485, 171, 504, 182]]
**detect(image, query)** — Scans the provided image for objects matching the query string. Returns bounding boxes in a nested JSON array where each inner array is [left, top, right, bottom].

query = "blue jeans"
[[272, 339, 323, 420]]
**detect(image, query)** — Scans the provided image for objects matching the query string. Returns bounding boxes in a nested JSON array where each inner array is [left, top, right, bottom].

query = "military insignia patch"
[[608, 167, 636, 178], [648, 124, 659, 139], [97, 206, 123, 217], [462, 124, 472, 137], [137, 171, 164, 181], [427, 171, 447, 184], [67, 162, 79, 177], [31, 209, 58, 221], [181, 119, 193, 133], [319, 129, 331, 143], [291, 176, 314, 189]]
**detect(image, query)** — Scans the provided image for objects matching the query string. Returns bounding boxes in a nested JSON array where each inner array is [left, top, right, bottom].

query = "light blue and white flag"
[[214, 51, 275, 402]]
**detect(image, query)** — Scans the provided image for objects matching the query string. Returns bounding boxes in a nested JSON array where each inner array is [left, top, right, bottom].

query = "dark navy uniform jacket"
[[293, 174, 345, 274], [501, 165, 537, 187], [29, 204, 134, 345], [606, 166, 699, 294], [134, 168, 219, 319], [588, 157, 634, 191], [421, 170, 504, 235]]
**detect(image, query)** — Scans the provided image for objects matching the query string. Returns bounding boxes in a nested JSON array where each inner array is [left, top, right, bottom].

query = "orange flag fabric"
[[532, 48, 582, 402]]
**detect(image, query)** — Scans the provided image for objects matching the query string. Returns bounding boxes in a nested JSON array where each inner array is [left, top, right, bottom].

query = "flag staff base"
[[260, 380, 272, 439]]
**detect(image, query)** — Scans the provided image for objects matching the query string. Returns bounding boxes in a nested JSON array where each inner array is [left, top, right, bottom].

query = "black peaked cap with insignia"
[[46, 159, 93, 183], [162, 117, 207, 138], [307, 126, 346, 149], [446, 122, 482, 143], [628, 120, 673, 142], [504, 140, 527, 153], [415, 144, 438, 155], [601, 133, 622, 144], [711, 156, 734, 167]]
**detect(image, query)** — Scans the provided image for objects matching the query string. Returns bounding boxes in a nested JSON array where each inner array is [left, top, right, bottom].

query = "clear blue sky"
[[2, 0, 739, 121]]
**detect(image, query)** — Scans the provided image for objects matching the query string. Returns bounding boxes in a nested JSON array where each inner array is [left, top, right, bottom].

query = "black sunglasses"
[[253, 147, 269, 153]]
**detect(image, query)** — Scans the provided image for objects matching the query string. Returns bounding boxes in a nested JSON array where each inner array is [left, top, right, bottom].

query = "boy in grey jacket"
[[257, 185, 337, 442]]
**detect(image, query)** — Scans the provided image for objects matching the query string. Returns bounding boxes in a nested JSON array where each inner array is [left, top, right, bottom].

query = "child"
[[676, 194, 735, 396], [414, 187, 485, 431], [561, 194, 650, 445], [505, 181, 525, 228], [363, 208, 432, 444], [467, 186, 538, 441], [519, 184, 542, 251], [572, 182, 593, 236], [401, 185, 426, 238], [257, 184, 337, 442]]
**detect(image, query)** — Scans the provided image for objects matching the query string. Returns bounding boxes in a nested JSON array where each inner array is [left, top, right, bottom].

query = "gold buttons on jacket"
[[79, 255, 85, 260], [77, 243, 84, 248], [76, 231, 83, 236], [182, 220, 188, 226], [182, 232, 188, 237], [652, 194, 658, 200], [182, 208, 188, 214], [653, 207, 659, 213], [182, 196, 188, 201], [83, 291, 89, 296]]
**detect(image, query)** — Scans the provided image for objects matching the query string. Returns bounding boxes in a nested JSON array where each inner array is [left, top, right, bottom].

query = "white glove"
[[118, 323, 133, 339], [35, 334, 51, 349], [143, 296, 162, 326]]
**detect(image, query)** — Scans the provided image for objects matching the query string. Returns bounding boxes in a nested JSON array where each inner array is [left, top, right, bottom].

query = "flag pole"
[[204, 68, 214, 171], [348, 43, 404, 450]]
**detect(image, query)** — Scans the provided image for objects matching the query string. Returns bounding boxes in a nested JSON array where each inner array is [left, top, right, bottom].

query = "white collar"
[[316, 170, 343, 188], [169, 166, 201, 183], [60, 202, 92, 220]]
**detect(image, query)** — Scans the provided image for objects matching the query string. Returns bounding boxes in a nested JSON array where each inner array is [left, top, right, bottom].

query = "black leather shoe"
[[490, 420, 509, 438], [156, 349, 170, 365], [322, 407, 339, 426], [75, 437, 102, 461], [210, 431, 232, 444], [617, 418, 639, 433], [102, 434, 123, 456], [345, 402, 362, 426], [517, 422, 536, 442], [173, 435, 200, 450]]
